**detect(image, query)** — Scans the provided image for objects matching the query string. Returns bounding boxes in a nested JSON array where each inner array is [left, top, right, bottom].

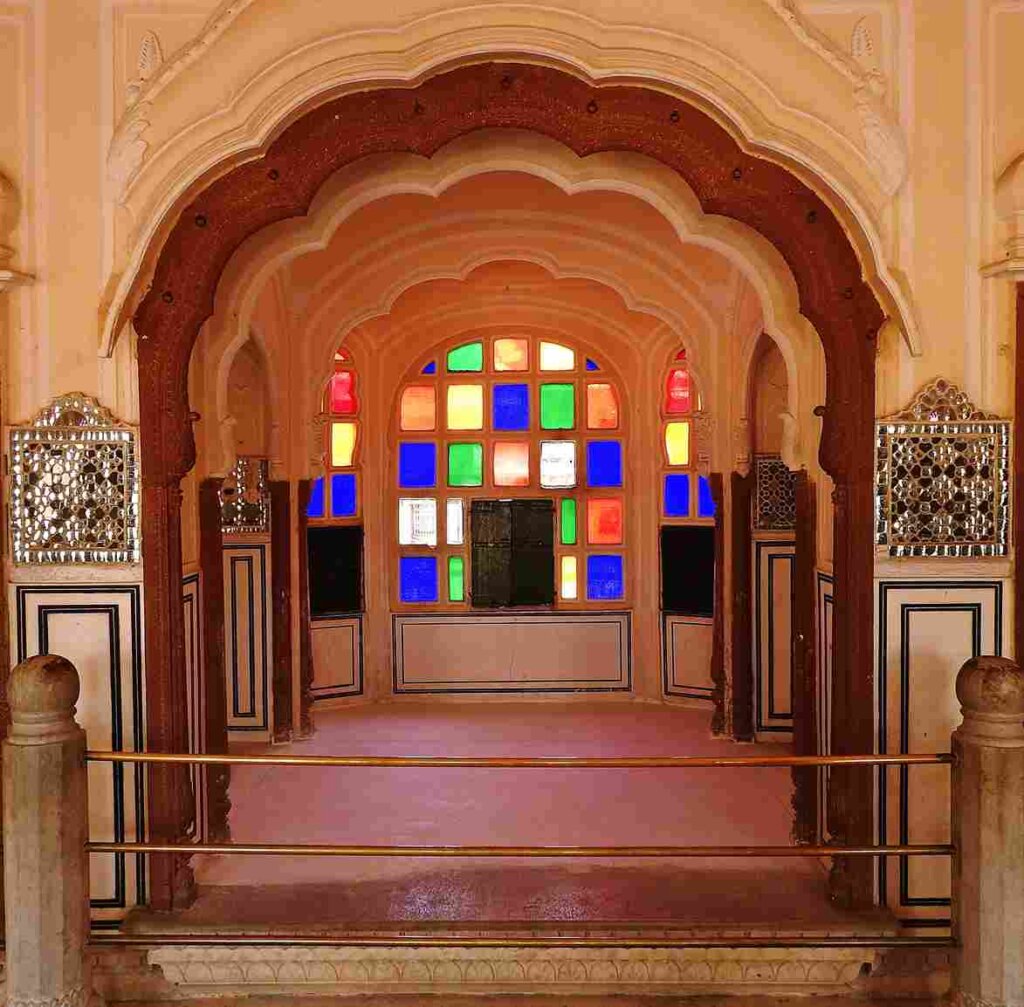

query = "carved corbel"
[[733, 416, 752, 477], [307, 412, 328, 481], [693, 411, 715, 477], [0, 172, 33, 290], [985, 153, 1024, 278]]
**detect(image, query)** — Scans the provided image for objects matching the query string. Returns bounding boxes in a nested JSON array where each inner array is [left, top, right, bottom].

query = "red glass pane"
[[664, 367, 692, 414], [674, 348, 687, 361], [334, 347, 349, 361], [329, 370, 358, 414], [587, 498, 623, 545]]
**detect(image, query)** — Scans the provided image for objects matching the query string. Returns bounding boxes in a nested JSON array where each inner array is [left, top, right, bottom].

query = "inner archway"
[[130, 62, 887, 912]]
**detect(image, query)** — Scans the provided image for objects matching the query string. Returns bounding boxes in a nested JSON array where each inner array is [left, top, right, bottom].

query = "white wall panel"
[[310, 616, 362, 700], [754, 540, 795, 739], [13, 584, 145, 922], [223, 542, 272, 739], [662, 614, 714, 701]]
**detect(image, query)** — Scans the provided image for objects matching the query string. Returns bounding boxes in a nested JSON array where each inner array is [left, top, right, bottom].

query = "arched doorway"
[[130, 62, 886, 911]]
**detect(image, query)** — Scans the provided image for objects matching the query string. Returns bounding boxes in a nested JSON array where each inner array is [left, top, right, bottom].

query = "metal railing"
[[82, 748, 955, 948]]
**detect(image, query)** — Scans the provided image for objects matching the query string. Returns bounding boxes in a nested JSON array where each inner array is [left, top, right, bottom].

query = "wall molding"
[[754, 540, 795, 735], [662, 613, 715, 701]]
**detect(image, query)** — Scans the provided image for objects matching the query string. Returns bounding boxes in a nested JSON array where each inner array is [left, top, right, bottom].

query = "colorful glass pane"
[[540, 383, 574, 429], [664, 473, 691, 517], [399, 556, 438, 603], [665, 367, 692, 414], [492, 384, 530, 431], [330, 474, 357, 517], [539, 341, 575, 371], [448, 556, 465, 602], [398, 497, 438, 546], [585, 358, 599, 372], [493, 442, 530, 487], [698, 476, 716, 518], [447, 384, 483, 430], [586, 440, 623, 487], [560, 556, 578, 600], [560, 498, 577, 545], [493, 337, 529, 371], [307, 476, 325, 518], [586, 384, 618, 429], [446, 342, 483, 372], [334, 348, 348, 361], [329, 370, 358, 414], [587, 498, 624, 545], [664, 421, 690, 466], [421, 360, 437, 375], [331, 422, 357, 467], [587, 554, 624, 600], [400, 386, 436, 431], [675, 349, 687, 361], [447, 443, 483, 486], [446, 498, 464, 545], [398, 442, 436, 488], [540, 441, 576, 489]]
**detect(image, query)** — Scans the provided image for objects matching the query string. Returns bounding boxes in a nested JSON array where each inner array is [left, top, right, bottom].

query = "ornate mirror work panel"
[[754, 455, 797, 530], [9, 394, 139, 564], [220, 456, 270, 534], [875, 380, 1010, 557]]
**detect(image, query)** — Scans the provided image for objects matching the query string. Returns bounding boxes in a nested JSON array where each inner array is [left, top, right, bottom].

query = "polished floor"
[[186, 702, 879, 931]]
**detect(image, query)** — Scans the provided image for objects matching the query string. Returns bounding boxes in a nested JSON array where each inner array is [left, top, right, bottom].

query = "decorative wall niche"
[[219, 456, 270, 535], [9, 393, 139, 564], [875, 380, 1010, 558], [754, 454, 797, 531]]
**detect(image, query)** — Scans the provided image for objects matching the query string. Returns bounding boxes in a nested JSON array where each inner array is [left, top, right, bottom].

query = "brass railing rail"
[[89, 840, 951, 857], [86, 750, 952, 769]]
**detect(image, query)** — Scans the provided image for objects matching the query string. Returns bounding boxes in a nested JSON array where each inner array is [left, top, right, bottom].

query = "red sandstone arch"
[[133, 62, 884, 911]]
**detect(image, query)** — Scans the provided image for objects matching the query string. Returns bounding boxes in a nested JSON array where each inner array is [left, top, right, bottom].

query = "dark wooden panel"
[[730, 472, 754, 741], [269, 481, 293, 744]]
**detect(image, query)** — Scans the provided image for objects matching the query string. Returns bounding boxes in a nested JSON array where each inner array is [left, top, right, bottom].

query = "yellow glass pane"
[[446, 384, 484, 430], [331, 422, 357, 467], [400, 386, 436, 431], [560, 556, 578, 600], [539, 341, 575, 371], [493, 337, 529, 371], [664, 421, 690, 466], [586, 383, 618, 429], [493, 442, 530, 487]]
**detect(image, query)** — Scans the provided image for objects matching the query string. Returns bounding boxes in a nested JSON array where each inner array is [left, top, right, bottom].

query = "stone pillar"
[[3, 654, 92, 1007], [952, 656, 1024, 1007]]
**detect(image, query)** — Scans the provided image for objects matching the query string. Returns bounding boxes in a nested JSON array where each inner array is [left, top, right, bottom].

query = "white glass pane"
[[540, 441, 576, 489], [398, 497, 437, 546], [539, 341, 575, 371], [446, 498, 464, 546], [560, 556, 578, 600]]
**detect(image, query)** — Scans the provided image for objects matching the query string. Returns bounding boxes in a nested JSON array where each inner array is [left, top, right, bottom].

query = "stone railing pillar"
[[952, 655, 1024, 1007], [3, 655, 91, 1007]]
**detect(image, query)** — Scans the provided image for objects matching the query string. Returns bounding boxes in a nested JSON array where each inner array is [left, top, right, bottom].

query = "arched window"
[[393, 336, 626, 608], [307, 347, 360, 521]]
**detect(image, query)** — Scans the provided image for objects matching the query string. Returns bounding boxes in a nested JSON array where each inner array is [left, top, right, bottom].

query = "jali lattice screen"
[[220, 456, 270, 535], [754, 455, 797, 531], [9, 393, 139, 563], [875, 379, 1010, 557]]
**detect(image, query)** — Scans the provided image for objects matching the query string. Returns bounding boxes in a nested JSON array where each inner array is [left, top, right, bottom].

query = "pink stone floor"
[[186, 702, 878, 930]]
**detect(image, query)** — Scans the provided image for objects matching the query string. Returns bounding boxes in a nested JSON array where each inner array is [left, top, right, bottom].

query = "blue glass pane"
[[586, 440, 623, 487], [698, 476, 716, 518], [587, 554, 624, 600], [664, 474, 691, 517], [306, 477, 325, 518], [492, 383, 530, 431], [585, 358, 599, 371], [398, 442, 436, 488], [400, 556, 438, 603], [421, 361, 437, 375], [330, 473, 357, 517]]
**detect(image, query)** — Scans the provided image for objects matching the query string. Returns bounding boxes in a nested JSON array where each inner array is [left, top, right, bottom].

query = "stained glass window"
[[331, 422, 357, 467], [312, 348, 362, 523], [393, 336, 625, 608], [330, 474, 357, 518], [665, 366, 691, 415], [664, 474, 691, 517], [664, 421, 690, 466], [329, 370, 358, 414], [307, 476, 325, 518], [698, 475, 716, 518]]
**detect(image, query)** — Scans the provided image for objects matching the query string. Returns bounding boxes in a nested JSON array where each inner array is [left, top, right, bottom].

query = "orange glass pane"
[[587, 498, 623, 545], [664, 367, 691, 414], [400, 386, 436, 431], [493, 337, 529, 371], [493, 441, 530, 487], [586, 383, 618, 429], [330, 422, 357, 467], [446, 384, 484, 430], [329, 370, 358, 414]]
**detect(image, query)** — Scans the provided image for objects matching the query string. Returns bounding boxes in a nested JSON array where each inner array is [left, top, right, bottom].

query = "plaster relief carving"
[[851, 18, 875, 70], [126, 31, 164, 107], [989, 152, 1024, 276], [107, 109, 150, 201], [0, 170, 32, 288]]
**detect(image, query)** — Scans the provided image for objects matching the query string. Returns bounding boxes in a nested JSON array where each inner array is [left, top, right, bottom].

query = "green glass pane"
[[560, 498, 577, 545], [446, 342, 484, 372], [448, 442, 483, 486], [448, 556, 465, 602], [540, 383, 575, 429]]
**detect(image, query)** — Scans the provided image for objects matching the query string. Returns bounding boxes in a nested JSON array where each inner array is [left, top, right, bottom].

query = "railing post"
[[3, 655, 91, 1007], [952, 655, 1024, 1007]]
